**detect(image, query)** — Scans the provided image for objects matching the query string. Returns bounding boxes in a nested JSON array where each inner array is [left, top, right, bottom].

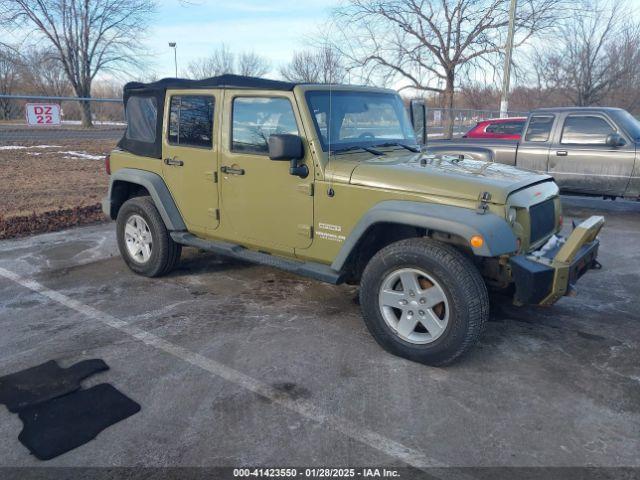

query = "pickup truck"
[[428, 107, 640, 199]]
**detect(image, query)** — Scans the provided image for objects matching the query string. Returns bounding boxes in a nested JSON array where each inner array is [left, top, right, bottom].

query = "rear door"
[[549, 113, 635, 195], [162, 90, 220, 236], [514, 114, 555, 173]]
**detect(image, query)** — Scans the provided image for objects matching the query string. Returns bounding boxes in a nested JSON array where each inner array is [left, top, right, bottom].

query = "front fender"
[[331, 200, 517, 271]]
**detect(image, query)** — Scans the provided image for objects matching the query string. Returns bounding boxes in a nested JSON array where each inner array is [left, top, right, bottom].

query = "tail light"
[[559, 215, 563, 228], [105, 154, 111, 175]]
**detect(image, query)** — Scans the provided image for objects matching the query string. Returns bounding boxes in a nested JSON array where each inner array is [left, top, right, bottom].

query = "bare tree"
[[332, 0, 562, 137], [280, 46, 346, 83], [18, 48, 72, 97], [1, 0, 156, 127], [237, 51, 271, 77], [533, 0, 639, 107], [0, 48, 19, 119], [186, 45, 271, 79]]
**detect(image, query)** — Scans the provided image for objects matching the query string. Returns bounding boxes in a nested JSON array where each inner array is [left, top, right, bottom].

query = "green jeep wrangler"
[[103, 74, 604, 365]]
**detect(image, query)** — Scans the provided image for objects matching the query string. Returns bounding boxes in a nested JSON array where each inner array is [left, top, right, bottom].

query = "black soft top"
[[118, 74, 297, 158], [123, 74, 296, 96]]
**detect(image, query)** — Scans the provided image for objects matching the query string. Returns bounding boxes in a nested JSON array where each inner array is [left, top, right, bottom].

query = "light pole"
[[169, 42, 177, 77], [499, 0, 517, 118]]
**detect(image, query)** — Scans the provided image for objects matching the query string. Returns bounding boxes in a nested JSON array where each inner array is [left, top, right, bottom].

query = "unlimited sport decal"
[[317, 223, 346, 243]]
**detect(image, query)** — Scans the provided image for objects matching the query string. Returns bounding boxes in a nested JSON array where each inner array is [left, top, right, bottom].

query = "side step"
[[170, 232, 344, 285]]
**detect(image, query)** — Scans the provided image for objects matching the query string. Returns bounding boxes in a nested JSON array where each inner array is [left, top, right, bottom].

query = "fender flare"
[[331, 200, 517, 271], [103, 168, 187, 231]]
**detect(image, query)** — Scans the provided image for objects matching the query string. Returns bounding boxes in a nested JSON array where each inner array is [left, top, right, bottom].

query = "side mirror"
[[410, 99, 427, 146], [268, 134, 308, 178], [605, 133, 625, 147]]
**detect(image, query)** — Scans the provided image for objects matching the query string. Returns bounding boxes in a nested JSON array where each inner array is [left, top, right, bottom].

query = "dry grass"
[[0, 139, 116, 238]]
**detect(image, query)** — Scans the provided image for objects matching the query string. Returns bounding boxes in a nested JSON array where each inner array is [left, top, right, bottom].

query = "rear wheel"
[[359, 238, 489, 366], [116, 196, 181, 277]]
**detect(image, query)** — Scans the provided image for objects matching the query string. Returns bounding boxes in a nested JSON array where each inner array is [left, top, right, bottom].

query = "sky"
[[144, 0, 341, 79]]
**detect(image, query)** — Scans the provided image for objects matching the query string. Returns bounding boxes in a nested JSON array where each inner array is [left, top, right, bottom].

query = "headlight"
[[507, 207, 517, 225]]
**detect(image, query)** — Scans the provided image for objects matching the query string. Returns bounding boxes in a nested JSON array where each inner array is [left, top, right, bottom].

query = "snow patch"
[[0, 145, 62, 150], [59, 151, 104, 160]]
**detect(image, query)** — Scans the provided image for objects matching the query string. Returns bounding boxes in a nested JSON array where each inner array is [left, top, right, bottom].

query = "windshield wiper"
[[373, 142, 420, 153], [331, 145, 385, 156]]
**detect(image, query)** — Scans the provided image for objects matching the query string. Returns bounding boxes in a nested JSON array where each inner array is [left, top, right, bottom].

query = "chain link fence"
[[0, 95, 125, 146]]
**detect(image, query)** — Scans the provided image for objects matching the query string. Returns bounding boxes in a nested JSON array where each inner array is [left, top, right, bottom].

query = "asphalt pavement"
[[0, 196, 638, 471]]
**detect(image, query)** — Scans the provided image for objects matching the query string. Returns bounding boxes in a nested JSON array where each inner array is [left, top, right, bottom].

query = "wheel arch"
[[103, 168, 186, 231], [331, 200, 518, 274]]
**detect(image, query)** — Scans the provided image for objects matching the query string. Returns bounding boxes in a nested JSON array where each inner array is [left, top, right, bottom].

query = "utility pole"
[[169, 42, 177, 77], [500, 0, 517, 118]]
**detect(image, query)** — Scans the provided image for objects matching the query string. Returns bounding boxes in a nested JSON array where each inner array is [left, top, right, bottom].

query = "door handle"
[[164, 157, 184, 166], [556, 150, 568, 156], [221, 166, 245, 175]]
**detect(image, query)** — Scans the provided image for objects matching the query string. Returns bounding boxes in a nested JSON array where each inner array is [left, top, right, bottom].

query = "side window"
[[501, 121, 525, 135], [524, 115, 555, 142], [125, 96, 157, 143], [485, 122, 506, 134], [232, 97, 299, 154], [561, 115, 615, 145], [168, 95, 214, 148]]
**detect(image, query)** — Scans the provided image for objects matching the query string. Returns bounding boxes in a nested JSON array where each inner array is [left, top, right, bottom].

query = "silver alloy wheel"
[[124, 214, 153, 264], [378, 268, 449, 344]]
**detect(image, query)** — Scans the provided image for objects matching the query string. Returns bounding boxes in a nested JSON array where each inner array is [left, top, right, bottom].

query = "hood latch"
[[477, 191, 491, 214]]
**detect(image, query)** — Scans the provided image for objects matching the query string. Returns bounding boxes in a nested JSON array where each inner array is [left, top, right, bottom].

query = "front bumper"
[[509, 216, 604, 305]]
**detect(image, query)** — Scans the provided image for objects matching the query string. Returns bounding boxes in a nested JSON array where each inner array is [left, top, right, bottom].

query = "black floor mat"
[[0, 359, 109, 413], [18, 383, 141, 460]]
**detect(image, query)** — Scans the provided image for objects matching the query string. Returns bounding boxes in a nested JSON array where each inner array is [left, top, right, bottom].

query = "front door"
[[162, 90, 220, 236], [219, 90, 314, 252], [549, 113, 635, 195]]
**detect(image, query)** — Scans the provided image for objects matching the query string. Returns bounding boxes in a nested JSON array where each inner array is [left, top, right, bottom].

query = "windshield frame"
[[304, 89, 418, 152]]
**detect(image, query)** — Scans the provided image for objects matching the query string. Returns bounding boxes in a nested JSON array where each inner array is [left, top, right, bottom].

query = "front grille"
[[529, 199, 555, 244]]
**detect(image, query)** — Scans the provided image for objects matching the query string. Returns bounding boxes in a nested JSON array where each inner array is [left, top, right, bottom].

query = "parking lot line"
[[0, 266, 446, 471]]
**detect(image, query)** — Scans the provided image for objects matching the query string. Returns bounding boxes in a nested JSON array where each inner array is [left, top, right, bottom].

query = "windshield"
[[611, 109, 640, 141], [305, 90, 417, 152]]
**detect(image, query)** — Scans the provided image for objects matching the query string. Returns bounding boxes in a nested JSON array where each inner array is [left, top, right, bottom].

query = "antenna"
[[327, 42, 333, 156]]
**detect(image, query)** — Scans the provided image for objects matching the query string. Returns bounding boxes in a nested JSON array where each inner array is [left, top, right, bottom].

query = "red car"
[[462, 117, 527, 139]]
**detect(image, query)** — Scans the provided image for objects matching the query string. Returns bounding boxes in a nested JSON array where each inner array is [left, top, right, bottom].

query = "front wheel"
[[359, 238, 489, 366], [116, 196, 181, 277]]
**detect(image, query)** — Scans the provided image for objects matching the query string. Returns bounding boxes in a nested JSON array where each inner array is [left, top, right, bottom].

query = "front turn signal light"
[[470, 235, 484, 249]]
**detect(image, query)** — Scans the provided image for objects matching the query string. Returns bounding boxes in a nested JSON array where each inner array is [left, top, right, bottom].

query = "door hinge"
[[208, 208, 220, 220], [297, 183, 314, 196], [205, 171, 218, 183], [297, 224, 313, 238]]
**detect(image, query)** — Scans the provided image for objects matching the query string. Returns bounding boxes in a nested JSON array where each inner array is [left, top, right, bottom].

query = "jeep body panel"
[[161, 88, 222, 237]]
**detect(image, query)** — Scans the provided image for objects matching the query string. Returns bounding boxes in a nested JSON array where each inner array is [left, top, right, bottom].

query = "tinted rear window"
[[125, 96, 157, 143], [485, 120, 525, 135]]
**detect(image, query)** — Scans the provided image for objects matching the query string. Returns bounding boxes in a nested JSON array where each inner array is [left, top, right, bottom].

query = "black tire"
[[116, 196, 181, 277], [359, 238, 489, 366]]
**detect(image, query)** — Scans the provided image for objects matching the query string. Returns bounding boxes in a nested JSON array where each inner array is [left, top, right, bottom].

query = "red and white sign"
[[25, 103, 61, 126]]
